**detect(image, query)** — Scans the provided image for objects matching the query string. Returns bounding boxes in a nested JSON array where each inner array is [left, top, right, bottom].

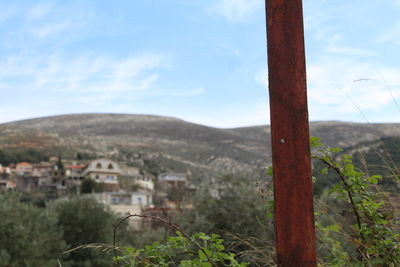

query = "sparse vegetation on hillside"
[[1, 114, 400, 181], [1, 115, 400, 265]]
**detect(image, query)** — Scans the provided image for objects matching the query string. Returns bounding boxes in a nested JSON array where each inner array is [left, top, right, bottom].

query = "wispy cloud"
[[178, 88, 205, 97], [391, 0, 400, 7], [25, 2, 52, 21], [0, 1, 95, 49], [324, 46, 374, 57], [187, 100, 269, 128], [209, 0, 262, 22], [0, 52, 167, 95], [0, 51, 170, 123], [0, 3, 18, 25], [215, 44, 241, 57], [307, 57, 400, 121], [378, 21, 400, 45], [304, 0, 335, 41], [0, 1, 215, 124], [254, 69, 267, 88], [0, 1, 174, 122], [0, 107, 45, 123]]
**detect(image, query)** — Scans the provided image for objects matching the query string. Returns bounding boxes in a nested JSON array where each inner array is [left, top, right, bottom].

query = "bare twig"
[[63, 243, 119, 254]]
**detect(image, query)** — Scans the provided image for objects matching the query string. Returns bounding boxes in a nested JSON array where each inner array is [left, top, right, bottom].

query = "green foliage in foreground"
[[116, 232, 248, 267], [111, 174, 274, 266], [51, 197, 122, 267], [311, 137, 400, 266], [175, 173, 275, 264], [0, 193, 124, 267], [0, 192, 66, 267], [2, 136, 400, 266]]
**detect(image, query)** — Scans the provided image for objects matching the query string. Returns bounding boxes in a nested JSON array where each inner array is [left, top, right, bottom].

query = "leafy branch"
[[311, 137, 400, 266], [113, 213, 248, 267]]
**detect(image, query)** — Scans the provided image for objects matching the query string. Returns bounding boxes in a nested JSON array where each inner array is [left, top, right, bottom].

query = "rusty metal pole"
[[265, 0, 317, 266]]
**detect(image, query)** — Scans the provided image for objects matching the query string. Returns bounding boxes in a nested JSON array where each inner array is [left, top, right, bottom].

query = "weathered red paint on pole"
[[265, 0, 317, 266]]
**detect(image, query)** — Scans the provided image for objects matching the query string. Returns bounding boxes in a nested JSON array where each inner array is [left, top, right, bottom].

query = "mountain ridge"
[[0, 113, 399, 178]]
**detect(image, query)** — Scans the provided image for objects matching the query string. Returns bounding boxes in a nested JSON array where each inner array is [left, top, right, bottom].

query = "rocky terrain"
[[0, 113, 399, 180]]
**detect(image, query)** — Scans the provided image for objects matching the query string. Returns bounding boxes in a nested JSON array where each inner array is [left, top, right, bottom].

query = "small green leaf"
[[320, 167, 329, 175], [326, 224, 340, 232], [265, 166, 273, 176], [329, 147, 342, 153], [310, 136, 323, 148]]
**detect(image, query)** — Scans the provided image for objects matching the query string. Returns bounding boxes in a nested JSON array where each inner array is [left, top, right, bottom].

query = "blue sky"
[[1, 0, 400, 128]]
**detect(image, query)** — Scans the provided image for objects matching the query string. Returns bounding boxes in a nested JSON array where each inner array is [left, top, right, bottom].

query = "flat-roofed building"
[[157, 172, 187, 191]]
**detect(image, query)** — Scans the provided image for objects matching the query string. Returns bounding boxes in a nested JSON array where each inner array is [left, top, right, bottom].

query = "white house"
[[92, 191, 153, 229], [81, 159, 122, 185], [135, 176, 155, 191], [94, 191, 153, 207]]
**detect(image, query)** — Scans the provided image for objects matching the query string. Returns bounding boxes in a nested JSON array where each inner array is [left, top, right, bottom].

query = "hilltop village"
[[0, 157, 192, 226]]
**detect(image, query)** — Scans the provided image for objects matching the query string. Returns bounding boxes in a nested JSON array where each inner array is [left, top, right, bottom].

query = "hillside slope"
[[0, 114, 399, 179]]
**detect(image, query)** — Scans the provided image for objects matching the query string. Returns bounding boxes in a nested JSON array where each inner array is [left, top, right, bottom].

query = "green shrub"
[[51, 197, 123, 267], [0, 192, 66, 267], [115, 231, 248, 267], [311, 137, 400, 266]]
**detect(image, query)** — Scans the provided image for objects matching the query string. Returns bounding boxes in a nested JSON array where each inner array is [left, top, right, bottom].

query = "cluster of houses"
[[0, 158, 190, 227]]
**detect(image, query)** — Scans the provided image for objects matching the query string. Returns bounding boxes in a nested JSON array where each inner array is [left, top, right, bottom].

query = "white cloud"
[[254, 69, 268, 88], [0, 104, 59, 124], [30, 21, 74, 39], [209, 0, 262, 21], [307, 57, 400, 121], [187, 101, 269, 128], [25, 2, 52, 21], [324, 46, 374, 57], [378, 21, 400, 46], [190, 88, 205, 95], [110, 56, 163, 88], [391, 0, 400, 7], [0, 50, 171, 123], [215, 44, 241, 57], [137, 87, 205, 98], [304, 0, 335, 41], [174, 88, 205, 97], [0, 4, 18, 25], [0, 1, 94, 48], [0, 51, 167, 102]]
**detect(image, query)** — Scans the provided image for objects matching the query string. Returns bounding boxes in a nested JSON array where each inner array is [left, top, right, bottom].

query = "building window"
[[95, 175, 99, 180], [106, 175, 114, 181], [108, 164, 113, 170], [96, 163, 102, 169]]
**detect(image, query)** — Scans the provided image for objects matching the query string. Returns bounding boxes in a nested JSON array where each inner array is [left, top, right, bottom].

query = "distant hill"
[[0, 114, 399, 180]]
